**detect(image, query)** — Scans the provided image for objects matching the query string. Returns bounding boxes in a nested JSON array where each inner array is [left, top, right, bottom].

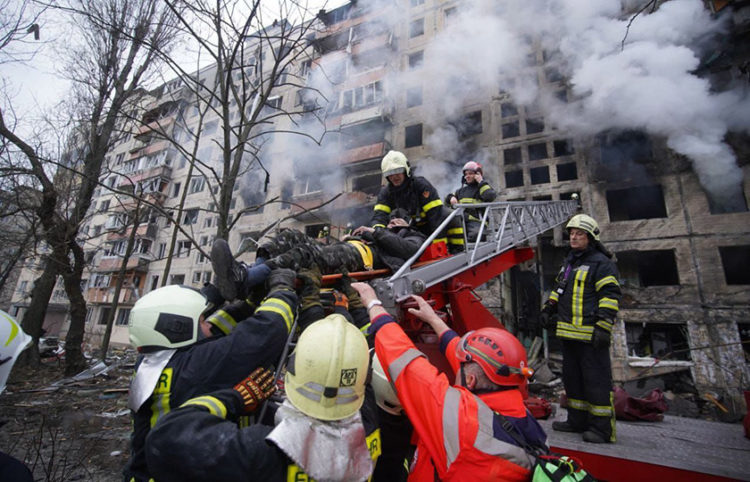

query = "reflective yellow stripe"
[[149, 368, 173, 427], [571, 269, 587, 325], [589, 402, 614, 417], [459, 198, 479, 204], [595, 275, 619, 291], [360, 322, 371, 334], [567, 397, 588, 411], [374, 204, 391, 213], [366, 428, 382, 462], [447, 227, 463, 235], [422, 199, 443, 212], [181, 395, 227, 419], [347, 240, 374, 269], [257, 297, 294, 333], [598, 297, 619, 311], [206, 309, 237, 335], [549, 292, 559, 302], [433, 237, 448, 245], [373, 223, 386, 229], [448, 238, 465, 245], [596, 320, 614, 332], [2, 312, 18, 346], [479, 184, 490, 195], [609, 391, 617, 442]]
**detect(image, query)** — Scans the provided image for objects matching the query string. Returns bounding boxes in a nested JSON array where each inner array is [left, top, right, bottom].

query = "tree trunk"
[[18, 260, 58, 367], [62, 241, 88, 375], [100, 200, 142, 359]]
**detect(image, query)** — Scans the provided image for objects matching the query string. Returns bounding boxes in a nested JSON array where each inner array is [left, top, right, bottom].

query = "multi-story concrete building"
[[9, 0, 749, 410]]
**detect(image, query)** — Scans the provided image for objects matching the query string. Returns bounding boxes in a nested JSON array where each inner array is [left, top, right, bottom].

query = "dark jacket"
[[371, 176, 447, 236], [123, 290, 297, 482], [364, 226, 427, 271], [449, 180, 497, 222], [547, 246, 621, 342]]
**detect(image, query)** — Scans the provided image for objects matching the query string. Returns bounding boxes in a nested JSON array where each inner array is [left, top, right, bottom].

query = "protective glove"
[[540, 301, 557, 330], [322, 289, 349, 311], [268, 268, 297, 293], [298, 264, 322, 311], [591, 325, 611, 349], [340, 274, 364, 310], [233, 367, 276, 414]]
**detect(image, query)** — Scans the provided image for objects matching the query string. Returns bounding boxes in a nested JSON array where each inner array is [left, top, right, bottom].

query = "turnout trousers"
[[561, 339, 616, 442]]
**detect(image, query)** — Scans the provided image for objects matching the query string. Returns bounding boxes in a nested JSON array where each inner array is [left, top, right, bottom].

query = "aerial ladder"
[[322, 199, 579, 372]]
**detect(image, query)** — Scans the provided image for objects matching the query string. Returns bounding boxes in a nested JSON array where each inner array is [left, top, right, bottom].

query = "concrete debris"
[[97, 409, 130, 419]]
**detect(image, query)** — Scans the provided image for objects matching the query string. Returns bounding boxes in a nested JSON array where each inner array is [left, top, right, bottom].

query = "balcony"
[[128, 140, 170, 159], [117, 164, 172, 189], [95, 254, 151, 273], [86, 286, 138, 305], [137, 115, 175, 136], [106, 223, 157, 241], [341, 141, 388, 165]]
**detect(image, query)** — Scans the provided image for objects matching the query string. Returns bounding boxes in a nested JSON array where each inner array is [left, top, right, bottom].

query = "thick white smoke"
[[411, 0, 749, 207]]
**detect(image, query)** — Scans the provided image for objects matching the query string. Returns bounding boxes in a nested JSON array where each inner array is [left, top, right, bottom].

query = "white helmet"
[[128, 285, 208, 350], [371, 350, 402, 415], [285, 313, 369, 421], [566, 214, 600, 241], [0, 310, 32, 394], [381, 150, 410, 177]]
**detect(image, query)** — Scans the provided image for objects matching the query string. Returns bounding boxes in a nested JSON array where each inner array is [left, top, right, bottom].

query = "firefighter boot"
[[211, 239, 249, 301], [552, 421, 585, 433], [582, 430, 608, 444]]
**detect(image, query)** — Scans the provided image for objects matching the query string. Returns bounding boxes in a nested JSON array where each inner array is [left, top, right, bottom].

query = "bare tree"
[[0, 0, 181, 373]]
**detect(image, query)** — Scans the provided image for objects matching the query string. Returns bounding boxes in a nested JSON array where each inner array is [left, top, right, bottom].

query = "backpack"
[[496, 414, 597, 482]]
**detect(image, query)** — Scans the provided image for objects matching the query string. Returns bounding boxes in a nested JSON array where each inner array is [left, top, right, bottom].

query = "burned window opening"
[[706, 188, 748, 215], [738, 323, 750, 362], [408, 50, 423, 69], [626, 322, 691, 361], [600, 130, 653, 165], [502, 121, 519, 139], [528, 143, 547, 161], [405, 124, 423, 148], [530, 166, 550, 185], [305, 223, 327, 239], [505, 170, 523, 188], [533, 195, 552, 201], [450, 111, 482, 140], [556, 162, 577, 181], [525, 118, 544, 135], [718, 245, 750, 285], [501, 103, 518, 118], [409, 18, 424, 38], [606, 185, 667, 221], [616, 249, 679, 287], [504, 147, 522, 165], [553, 139, 574, 157]]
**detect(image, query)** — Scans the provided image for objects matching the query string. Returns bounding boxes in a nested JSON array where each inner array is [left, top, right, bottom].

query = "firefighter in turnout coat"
[[372, 151, 465, 251], [446, 161, 497, 241], [123, 269, 297, 482], [541, 214, 621, 444]]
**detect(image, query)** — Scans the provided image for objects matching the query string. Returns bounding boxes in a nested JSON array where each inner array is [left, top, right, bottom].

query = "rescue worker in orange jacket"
[[352, 282, 548, 481]]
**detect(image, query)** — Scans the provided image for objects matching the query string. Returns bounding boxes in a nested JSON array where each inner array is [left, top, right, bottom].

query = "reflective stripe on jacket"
[[449, 181, 497, 222], [373, 319, 547, 481], [548, 247, 620, 342]]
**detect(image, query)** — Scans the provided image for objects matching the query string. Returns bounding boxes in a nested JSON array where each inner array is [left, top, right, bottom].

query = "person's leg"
[[580, 343, 616, 443], [553, 340, 588, 432]]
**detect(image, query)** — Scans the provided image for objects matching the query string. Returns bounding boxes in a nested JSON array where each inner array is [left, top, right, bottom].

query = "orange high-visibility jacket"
[[373, 316, 547, 481]]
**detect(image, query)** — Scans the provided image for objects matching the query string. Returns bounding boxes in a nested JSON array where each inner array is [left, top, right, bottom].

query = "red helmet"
[[462, 161, 483, 174], [455, 328, 533, 386]]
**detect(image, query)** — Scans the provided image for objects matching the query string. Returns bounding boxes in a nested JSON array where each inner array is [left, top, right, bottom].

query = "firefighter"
[[351, 283, 548, 481], [0, 311, 34, 482], [372, 150, 465, 252], [445, 161, 497, 241], [541, 213, 621, 444], [123, 268, 297, 482], [144, 313, 378, 482]]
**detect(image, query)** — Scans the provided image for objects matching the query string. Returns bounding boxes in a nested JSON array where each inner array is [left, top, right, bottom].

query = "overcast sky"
[[2, 0, 348, 124]]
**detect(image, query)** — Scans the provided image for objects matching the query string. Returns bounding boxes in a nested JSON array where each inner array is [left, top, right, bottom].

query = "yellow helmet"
[[371, 350, 402, 415], [566, 214, 600, 241], [0, 310, 32, 394], [381, 150, 410, 177], [285, 313, 369, 421]]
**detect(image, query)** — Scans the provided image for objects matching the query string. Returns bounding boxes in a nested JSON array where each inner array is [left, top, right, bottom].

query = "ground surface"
[[0, 351, 134, 482], [0, 351, 742, 481]]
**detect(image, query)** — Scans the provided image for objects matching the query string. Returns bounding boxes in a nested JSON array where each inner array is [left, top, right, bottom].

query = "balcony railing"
[[86, 286, 138, 305]]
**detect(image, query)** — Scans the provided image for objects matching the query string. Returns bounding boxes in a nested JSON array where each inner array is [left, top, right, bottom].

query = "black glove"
[[540, 301, 557, 330], [591, 325, 611, 349], [233, 367, 276, 414], [268, 268, 297, 293]]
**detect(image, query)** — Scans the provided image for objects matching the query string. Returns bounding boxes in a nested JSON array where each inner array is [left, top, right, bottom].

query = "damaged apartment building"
[[8, 0, 750, 411]]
